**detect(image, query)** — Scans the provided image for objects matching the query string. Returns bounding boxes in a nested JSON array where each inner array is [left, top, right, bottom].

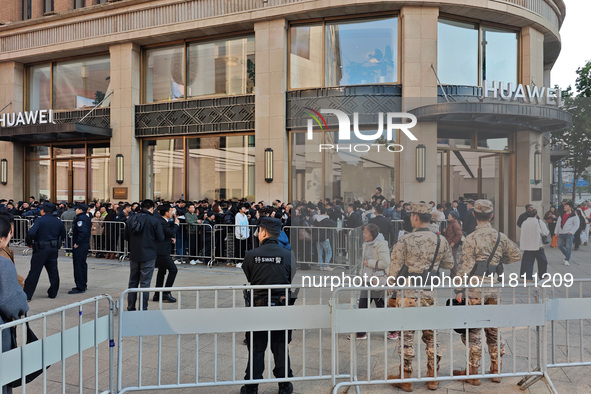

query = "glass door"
[[53, 159, 86, 202]]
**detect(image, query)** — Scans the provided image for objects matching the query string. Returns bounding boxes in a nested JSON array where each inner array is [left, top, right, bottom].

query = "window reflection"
[[142, 139, 184, 201], [437, 19, 478, 86], [482, 27, 518, 85], [144, 46, 185, 103], [28, 64, 51, 111], [290, 24, 323, 89], [52, 56, 110, 110], [26, 160, 50, 201]]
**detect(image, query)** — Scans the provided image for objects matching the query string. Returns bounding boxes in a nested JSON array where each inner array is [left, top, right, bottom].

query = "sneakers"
[[347, 333, 367, 340], [320, 266, 334, 271], [236, 262, 243, 268], [189, 259, 204, 265], [387, 331, 399, 340], [564, 259, 570, 266], [174, 259, 182, 265], [226, 262, 236, 267]]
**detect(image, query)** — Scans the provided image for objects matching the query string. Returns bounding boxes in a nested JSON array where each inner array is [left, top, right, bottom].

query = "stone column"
[[0, 61, 25, 201], [254, 19, 288, 203], [398, 6, 439, 203], [109, 43, 141, 202]]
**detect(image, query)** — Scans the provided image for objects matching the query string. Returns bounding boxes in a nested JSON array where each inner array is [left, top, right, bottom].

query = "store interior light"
[[264, 148, 273, 183], [116, 154, 124, 184], [416, 144, 426, 182]]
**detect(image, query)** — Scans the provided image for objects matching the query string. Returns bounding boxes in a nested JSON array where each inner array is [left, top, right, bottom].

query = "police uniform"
[[387, 203, 454, 390], [70, 204, 91, 293], [241, 217, 293, 394], [23, 203, 67, 300], [454, 199, 521, 383]]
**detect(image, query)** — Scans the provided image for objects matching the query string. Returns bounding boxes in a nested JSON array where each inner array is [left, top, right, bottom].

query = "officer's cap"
[[76, 203, 89, 212], [39, 202, 56, 213], [411, 202, 431, 214], [474, 199, 494, 214], [259, 217, 282, 234]]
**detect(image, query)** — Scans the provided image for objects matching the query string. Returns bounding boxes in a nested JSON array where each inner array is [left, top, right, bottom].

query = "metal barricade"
[[64, 220, 128, 260], [391, 220, 405, 243], [331, 283, 549, 393], [170, 223, 214, 265], [0, 295, 115, 393], [211, 224, 258, 266], [117, 285, 333, 393], [11, 217, 31, 246], [285, 225, 362, 273]]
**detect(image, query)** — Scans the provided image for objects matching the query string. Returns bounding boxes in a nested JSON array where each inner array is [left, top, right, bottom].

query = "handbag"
[[372, 261, 387, 287], [551, 235, 558, 248], [539, 220, 550, 245], [9, 322, 48, 387]]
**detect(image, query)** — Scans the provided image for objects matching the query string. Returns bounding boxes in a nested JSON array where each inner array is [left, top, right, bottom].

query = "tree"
[[552, 60, 591, 202]]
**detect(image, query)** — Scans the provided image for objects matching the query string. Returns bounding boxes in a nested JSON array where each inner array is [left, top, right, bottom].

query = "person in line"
[[240, 217, 294, 394], [69, 203, 91, 294], [462, 200, 477, 236], [153, 204, 180, 303], [233, 203, 251, 269], [519, 209, 549, 280], [23, 202, 66, 301], [369, 205, 396, 248], [444, 211, 463, 267], [91, 210, 105, 257], [125, 199, 165, 311], [313, 208, 337, 271], [555, 201, 579, 266], [573, 208, 587, 251], [544, 206, 558, 239]]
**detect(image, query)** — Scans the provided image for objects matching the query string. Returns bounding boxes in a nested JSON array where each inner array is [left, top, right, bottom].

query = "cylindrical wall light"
[[534, 150, 542, 184], [116, 154, 124, 184], [264, 148, 273, 183], [0, 159, 7, 185], [416, 144, 426, 182]]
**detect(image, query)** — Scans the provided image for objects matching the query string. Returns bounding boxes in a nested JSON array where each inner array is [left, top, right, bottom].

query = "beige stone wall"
[[109, 42, 141, 202], [0, 0, 21, 22], [254, 19, 288, 203]]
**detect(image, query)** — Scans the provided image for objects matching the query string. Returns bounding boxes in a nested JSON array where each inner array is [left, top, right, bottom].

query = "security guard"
[[69, 203, 91, 294], [23, 202, 67, 301], [387, 202, 454, 392], [453, 200, 521, 385], [241, 217, 294, 394]]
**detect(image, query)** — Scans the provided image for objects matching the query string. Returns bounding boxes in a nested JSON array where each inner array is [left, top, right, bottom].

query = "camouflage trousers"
[[396, 296, 441, 371], [459, 296, 506, 368]]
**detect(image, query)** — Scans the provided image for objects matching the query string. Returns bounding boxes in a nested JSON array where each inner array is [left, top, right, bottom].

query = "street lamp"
[[416, 144, 426, 182]]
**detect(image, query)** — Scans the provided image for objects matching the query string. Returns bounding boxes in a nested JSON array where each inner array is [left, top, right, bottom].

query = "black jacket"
[[125, 209, 165, 262], [369, 214, 396, 247], [154, 212, 178, 256], [242, 237, 292, 297], [462, 208, 477, 235], [347, 210, 363, 228], [313, 217, 337, 242], [72, 213, 91, 245]]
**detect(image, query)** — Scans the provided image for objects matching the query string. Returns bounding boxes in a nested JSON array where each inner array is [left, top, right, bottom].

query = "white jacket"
[[520, 217, 549, 251], [555, 212, 580, 235]]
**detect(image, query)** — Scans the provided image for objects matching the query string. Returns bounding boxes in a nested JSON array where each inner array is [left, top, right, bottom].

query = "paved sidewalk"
[[11, 242, 591, 393]]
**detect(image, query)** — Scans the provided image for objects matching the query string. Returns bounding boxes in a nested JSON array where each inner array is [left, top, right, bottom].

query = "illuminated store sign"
[[0, 110, 55, 127], [482, 80, 561, 106]]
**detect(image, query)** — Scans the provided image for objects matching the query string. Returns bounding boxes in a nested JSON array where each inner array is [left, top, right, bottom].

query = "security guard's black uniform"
[[71, 204, 91, 293], [241, 217, 294, 394], [23, 203, 67, 300]]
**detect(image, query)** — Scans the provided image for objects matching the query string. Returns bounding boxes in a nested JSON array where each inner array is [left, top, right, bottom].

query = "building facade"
[[0, 0, 571, 240]]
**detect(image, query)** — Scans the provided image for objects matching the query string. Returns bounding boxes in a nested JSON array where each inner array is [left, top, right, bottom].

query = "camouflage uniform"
[[388, 203, 454, 372], [455, 200, 521, 369]]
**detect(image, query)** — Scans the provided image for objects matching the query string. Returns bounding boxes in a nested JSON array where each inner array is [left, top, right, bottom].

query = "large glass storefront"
[[25, 143, 110, 202], [142, 135, 255, 201]]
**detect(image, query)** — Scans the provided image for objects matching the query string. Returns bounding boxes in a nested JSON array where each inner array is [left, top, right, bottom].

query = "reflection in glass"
[[290, 24, 323, 89], [89, 157, 110, 202], [437, 129, 472, 149], [291, 132, 323, 202], [477, 131, 509, 151], [187, 135, 255, 200], [26, 160, 50, 201], [187, 36, 255, 98], [28, 64, 51, 111], [52, 56, 110, 109], [438, 19, 478, 86], [53, 145, 85, 159], [26, 146, 50, 160], [88, 145, 110, 157], [482, 27, 518, 85], [144, 46, 185, 103], [325, 17, 398, 86], [142, 139, 184, 201]]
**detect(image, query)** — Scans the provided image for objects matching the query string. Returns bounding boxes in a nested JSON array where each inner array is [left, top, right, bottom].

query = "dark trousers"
[[234, 238, 248, 262], [127, 259, 156, 311], [203, 234, 212, 258], [358, 291, 385, 335], [154, 254, 178, 294], [72, 243, 89, 291], [574, 228, 583, 249], [244, 330, 293, 390], [520, 249, 548, 280], [188, 232, 197, 257], [23, 247, 60, 300]]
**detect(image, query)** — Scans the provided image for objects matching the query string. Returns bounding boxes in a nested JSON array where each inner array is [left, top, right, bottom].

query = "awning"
[[0, 122, 112, 143], [410, 102, 573, 133]]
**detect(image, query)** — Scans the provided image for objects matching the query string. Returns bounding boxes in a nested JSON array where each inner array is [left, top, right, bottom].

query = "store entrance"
[[53, 159, 86, 203]]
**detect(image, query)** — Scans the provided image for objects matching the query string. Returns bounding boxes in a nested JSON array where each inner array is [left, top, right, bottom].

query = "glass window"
[[477, 130, 510, 151], [26, 146, 50, 160], [53, 144, 85, 159], [26, 160, 51, 201], [437, 19, 478, 86], [187, 135, 255, 200], [44, 0, 54, 13], [88, 144, 110, 157], [28, 64, 51, 111], [88, 157, 110, 202], [290, 24, 323, 89], [144, 45, 185, 103], [482, 26, 518, 85], [22, 0, 31, 20], [52, 56, 110, 110], [74, 0, 85, 9], [187, 36, 255, 98], [437, 129, 472, 149], [325, 17, 398, 86], [142, 139, 184, 201]]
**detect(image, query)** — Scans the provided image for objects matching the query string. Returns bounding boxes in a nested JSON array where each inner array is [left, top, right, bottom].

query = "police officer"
[[241, 217, 294, 394], [69, 203, 91, 294], [23, 202, 67, 301], [387, 202, 454, 391], [453, 200, 521, 385]]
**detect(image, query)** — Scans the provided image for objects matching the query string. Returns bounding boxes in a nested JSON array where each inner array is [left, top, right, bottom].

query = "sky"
[[550, 0, 591, 91]]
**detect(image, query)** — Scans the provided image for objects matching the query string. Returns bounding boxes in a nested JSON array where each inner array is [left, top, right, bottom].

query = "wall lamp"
[[416, 144, 426, 182], [264, 148, 273, 183], [0, 159, 7, 185], [116, 154, 124, 184], [534, 150, 542, 184]]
